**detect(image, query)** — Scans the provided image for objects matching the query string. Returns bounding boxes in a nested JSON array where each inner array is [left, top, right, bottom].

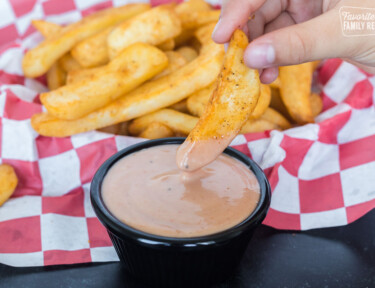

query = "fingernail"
[[212, 18, 222, 39], [244, 44, 275, 68]]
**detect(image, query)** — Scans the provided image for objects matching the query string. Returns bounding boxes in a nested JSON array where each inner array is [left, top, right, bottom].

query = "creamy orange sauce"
[[102, 144, 260, 238]]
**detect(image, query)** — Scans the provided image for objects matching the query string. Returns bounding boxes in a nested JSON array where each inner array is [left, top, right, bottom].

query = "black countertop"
[[1, 209, 375, 288]]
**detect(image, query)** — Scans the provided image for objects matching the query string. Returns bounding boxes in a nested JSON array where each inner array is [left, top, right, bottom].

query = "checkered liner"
[[0, 0, 374, 267]]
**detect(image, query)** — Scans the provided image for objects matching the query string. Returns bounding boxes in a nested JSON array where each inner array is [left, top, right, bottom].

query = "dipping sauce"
[[102, 144, 260, 238]]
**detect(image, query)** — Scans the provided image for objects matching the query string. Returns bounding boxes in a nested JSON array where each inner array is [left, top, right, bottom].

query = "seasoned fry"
[[98, 122, 128, 135], [66, 66, 102, 84], [129, 109, 198, 135], [260, 108, 292, 130], [31, 43, 224, 137], [23, 4, 150, 78], [179, 10, 220, 30], [310, 92, 323, 117], [0, 164, 18, 206], [279, 62, 314, 124], [32, 20, 61, 38], [269, 76, 281, 89], [108, 6, 181, 59], [46, 62, 66, 90], [157, 39, 175, 51], [249, 84, 271, 119], [153, 51, 187, 80], [58, 53, 82, 72], [177, 30, 260, 171], [169, 99, 189, 113], [186, 83, 216, 116], [139, 122, 175, 139], [41, 43, 168, 120], [241, 119, 280, 134], [70, 27, 112, 68], [176, 46, 198, 62]]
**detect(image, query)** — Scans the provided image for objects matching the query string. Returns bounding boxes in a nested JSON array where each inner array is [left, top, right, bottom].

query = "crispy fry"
[[186, 83, 216, 116], [46, 62, 66, 90], [108, 6, 181, 59], [177, 30, 260, 171], [66, 66, 102, 84], [139, 122, 175, 139], [71, 27, 112, 68], [260, 108, 291, 130], [269, 87, 293, 120], [32, 20, 61, 38], [58, 53, 82, 72], [23, 4, 150, 78], [168, 99, 189, 113], [180, 10, 220, 30], [41, 43, 168, 120], [152, 51, 187, 80], [157, 39, 175, 51], [310, 92, 323, 117], [129, 109, 198, 135], [176, 46, 198, 62], [279, 62, 314, 124], [0, 164, 18, 206], [194, 23, 217, 54], [31, 44, 224, 137], [97, 122, 128, 135], [241, 119, 280, 134], [249, 84, 271, 119], [269, 76, 281, 89]]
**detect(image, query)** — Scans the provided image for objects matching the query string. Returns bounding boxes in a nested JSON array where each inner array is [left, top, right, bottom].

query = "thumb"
[[212, 0, 266, 44], [244, 8, 356, 68]]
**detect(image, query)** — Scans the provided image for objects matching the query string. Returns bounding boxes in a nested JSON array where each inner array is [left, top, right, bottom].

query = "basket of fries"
[[0, 0, 374, 267]]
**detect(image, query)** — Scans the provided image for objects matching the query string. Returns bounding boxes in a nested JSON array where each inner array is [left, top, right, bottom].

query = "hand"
[[212, 0, 375, 83]]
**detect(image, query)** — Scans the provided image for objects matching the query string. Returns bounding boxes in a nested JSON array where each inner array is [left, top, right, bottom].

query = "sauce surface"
[[102, 144, 260, 238]]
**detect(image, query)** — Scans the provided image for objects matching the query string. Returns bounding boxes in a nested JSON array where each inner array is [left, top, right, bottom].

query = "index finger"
[[212, 0, 266, 43]]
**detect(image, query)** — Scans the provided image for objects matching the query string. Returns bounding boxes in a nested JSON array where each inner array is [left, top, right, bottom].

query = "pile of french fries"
[[23, 0, 322, 140]]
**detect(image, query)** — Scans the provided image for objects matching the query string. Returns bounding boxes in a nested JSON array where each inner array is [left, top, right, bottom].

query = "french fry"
[[41, 43, 168, 120], [187, 83, 270, 120], [157, 39, 175, 51], [279, 62, 314, 124], [174, 29, 195, 47], [66, 66, 102, 84], [98, 122, 129, 135], [31, 43, 224, 137], [23, 4, 150, 78], [153, 51, 187, 80], [70, 27, 112, 68], [0, 164, 18, 206], [169, 99, 189, 113], [269, 87, 293, 121], [177, 30, 260, 171], [194, 23, 217, 54], [249, 84, 271, 120], [108, 5, 181, 59], [260, 108, 291, 130], [179, 10, 220, 30], [129, 109, 198, 135], [310, 92, 323, 117], [269, 76, 281, 89], [241, 119, 280, 134], [58, 53, 82, 72], [46, 62, 66, 90], [139, 122, 175, 139], [32, 20, 61, 38], [176, 46, 198, 62], [186, 83, 217, 117]]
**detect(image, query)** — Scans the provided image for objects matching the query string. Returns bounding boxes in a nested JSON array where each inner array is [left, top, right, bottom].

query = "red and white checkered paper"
[[0, 0, 375, 268]]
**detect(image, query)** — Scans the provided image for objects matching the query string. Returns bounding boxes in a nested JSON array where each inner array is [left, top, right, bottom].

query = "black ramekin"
[[91, 137, 271, 288]]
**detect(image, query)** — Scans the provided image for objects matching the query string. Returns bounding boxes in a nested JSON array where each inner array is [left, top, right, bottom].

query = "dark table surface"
[[1, 209, 375, 288]]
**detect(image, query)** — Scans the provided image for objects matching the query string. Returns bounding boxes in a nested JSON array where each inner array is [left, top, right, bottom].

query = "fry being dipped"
[[177, 30, 260, 171]]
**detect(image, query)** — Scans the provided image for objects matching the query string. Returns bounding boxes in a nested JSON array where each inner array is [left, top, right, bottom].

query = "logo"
[[340, 6, 375, 37]]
